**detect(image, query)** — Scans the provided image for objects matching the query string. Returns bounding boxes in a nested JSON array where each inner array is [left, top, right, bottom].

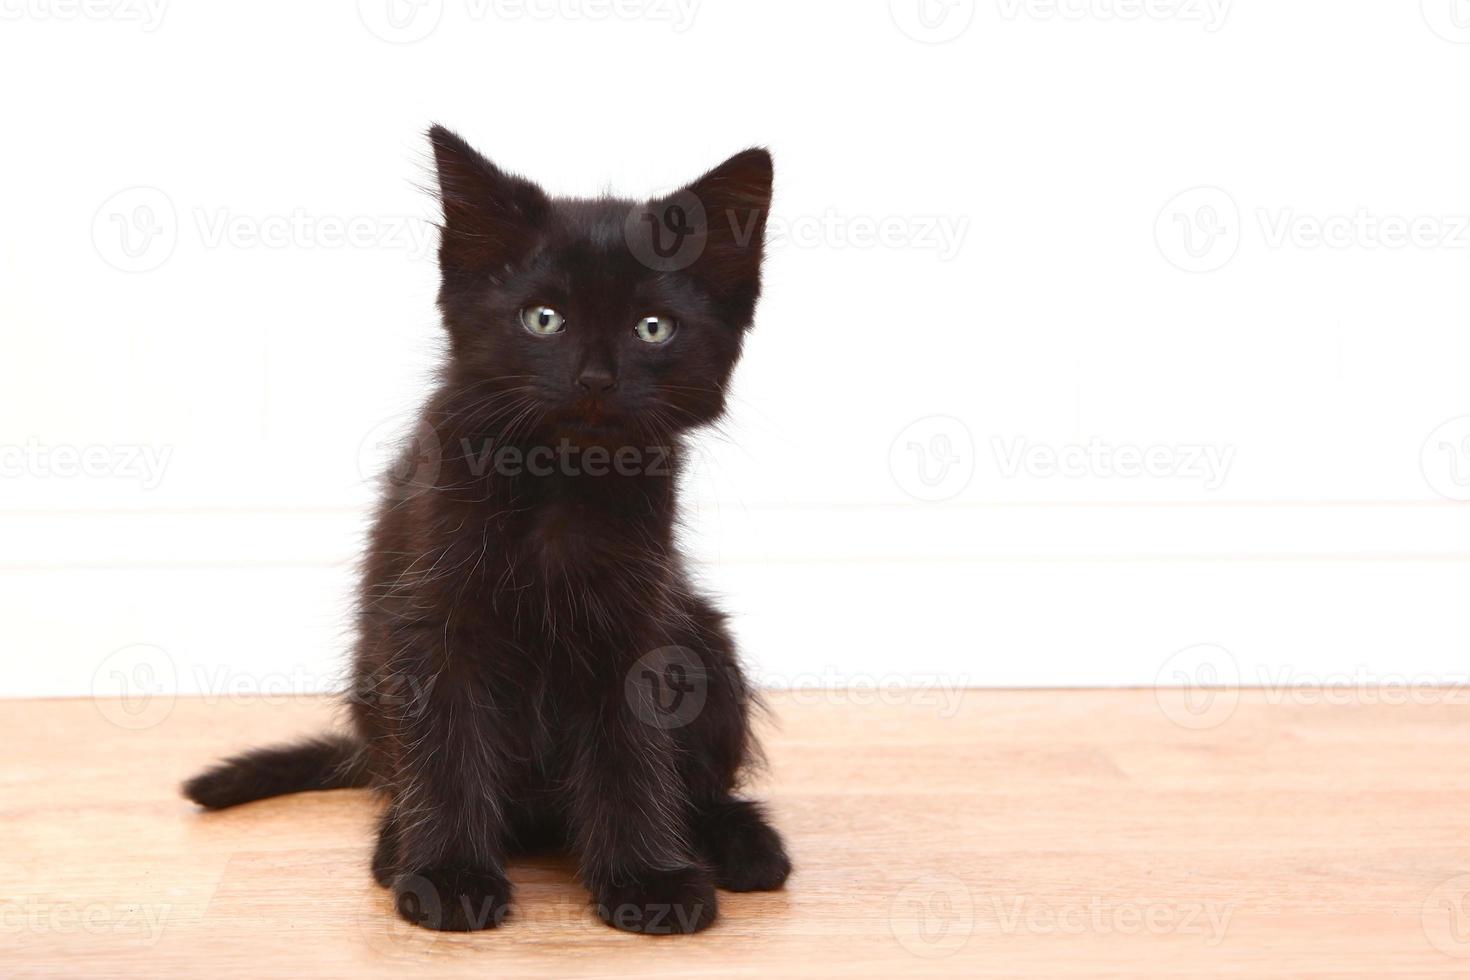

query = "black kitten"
[[183, 126, 790, 935]]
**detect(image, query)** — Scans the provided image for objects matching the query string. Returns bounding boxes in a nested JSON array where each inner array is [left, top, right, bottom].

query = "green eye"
[[634, 315, 676, 344], [521, 306, 565, 335]]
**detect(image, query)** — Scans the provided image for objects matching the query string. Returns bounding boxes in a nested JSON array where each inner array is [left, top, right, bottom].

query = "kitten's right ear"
[[428, 125, 549, 282]]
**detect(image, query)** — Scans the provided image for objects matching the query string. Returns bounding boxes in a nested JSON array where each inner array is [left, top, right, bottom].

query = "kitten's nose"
[[577, 366, 617, 395]]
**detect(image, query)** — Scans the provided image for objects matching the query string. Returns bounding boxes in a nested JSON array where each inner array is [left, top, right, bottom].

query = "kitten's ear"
[[640, 149, 772, 324], [428, 124, 549, 283]]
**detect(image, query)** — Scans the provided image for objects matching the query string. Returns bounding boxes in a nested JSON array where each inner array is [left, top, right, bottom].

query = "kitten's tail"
[[182, 734, 371, 810]]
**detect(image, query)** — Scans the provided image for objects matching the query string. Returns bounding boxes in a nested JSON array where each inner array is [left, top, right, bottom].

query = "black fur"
[[183, 734, 368, 809], [184, 126, 790, 935]]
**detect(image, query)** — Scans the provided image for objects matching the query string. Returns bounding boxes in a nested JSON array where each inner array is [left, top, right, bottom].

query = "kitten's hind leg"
[[668, 597, 791, 892], [692, 797, 792, 892]]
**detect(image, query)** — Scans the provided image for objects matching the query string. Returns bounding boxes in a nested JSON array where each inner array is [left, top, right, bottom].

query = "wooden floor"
[[6, 690, 1470, 977]]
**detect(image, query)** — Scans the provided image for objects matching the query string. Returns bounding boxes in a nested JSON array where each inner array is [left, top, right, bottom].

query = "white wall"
[[4, 1, 1470, 703]]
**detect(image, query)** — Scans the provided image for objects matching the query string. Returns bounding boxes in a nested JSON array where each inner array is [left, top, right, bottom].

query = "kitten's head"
[[428, 125, 771, 445]]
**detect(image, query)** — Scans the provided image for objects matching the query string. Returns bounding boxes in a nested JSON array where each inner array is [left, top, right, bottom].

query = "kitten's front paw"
[[699, 800, 793, 892], [393, 866, 512, 931], [594, 866, 718, 934]]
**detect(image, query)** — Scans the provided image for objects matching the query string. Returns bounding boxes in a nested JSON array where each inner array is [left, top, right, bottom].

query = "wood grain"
[[5, 689, 1470, 977]]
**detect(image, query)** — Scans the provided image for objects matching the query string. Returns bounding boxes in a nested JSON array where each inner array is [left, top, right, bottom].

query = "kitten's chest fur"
[[413, 466, 680, 650], [383, 472, 691, 794], [524, 496, 641, 574]]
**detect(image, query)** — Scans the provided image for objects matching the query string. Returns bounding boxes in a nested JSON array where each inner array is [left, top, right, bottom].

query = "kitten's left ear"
[[642, 149, 772, 324]]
